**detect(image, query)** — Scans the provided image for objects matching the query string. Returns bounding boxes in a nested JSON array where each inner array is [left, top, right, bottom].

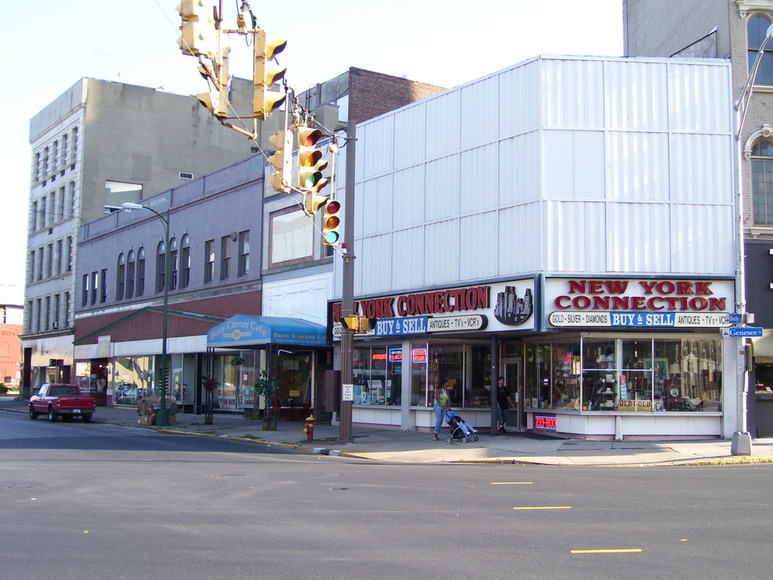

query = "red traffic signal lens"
[[298, 127, 322, 147], [324, 200, 341, 215]]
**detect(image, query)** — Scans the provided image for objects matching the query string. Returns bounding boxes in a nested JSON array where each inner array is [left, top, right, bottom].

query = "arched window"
[[180, 235, 191, 289], [155, 241, 166, 293], [126, 250, 135, 299], [116, 253, 126, 301], [136, 248, 145, 297], [751, 140, 773, 226], [169, 237, 178, 291], [748, 14, 773, 85]]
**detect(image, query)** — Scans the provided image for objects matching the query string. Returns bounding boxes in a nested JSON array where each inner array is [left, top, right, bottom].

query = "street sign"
[[722, 327, 763, 338], [727, 313, 743, 324], [342, 383, 354, 401]]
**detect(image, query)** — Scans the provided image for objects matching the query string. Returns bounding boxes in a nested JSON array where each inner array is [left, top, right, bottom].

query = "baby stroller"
[[445, 409, 478, 443]]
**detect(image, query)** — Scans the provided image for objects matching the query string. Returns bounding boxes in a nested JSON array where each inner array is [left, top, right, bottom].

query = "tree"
[[253, 370, 278, 430]]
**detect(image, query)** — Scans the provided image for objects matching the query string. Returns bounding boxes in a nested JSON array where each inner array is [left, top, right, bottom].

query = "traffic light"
[[297, 125, 329, 195], [253, 29, 287, 120], [267, 129, 292, 193], [303, 191, 329, 216], [177, 0, 216, 57], [196, 38, 231, 118], [322, 199, 341, 246], [342, 314, 376, 334]]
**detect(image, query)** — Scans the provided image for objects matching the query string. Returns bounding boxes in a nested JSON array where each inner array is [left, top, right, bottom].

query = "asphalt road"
[[1, 410, 771, 579]]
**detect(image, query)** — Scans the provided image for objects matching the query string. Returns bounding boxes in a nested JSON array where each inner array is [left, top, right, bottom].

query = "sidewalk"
[[3, 396, 773, 466]]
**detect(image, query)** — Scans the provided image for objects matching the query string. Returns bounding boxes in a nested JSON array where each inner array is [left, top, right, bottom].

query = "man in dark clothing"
[[496, 376, 514, 433]]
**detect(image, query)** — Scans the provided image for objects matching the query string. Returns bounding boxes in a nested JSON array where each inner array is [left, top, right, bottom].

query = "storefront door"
[[503, 359, 521, 430]]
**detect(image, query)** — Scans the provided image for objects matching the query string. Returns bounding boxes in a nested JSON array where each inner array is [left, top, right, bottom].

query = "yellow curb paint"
[[571, 549, 642, 554], [513, 506, 572, 510], [491, 482, 533, 485]]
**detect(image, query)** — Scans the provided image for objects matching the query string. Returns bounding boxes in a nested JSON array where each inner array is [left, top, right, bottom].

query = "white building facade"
[[330, 56, 741, 439]]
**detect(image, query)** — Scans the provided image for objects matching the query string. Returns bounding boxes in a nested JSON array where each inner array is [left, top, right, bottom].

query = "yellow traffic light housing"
[[267, 129, 292, 193], [297, 125, 329, 196], [253, 29, 287, 120], [322, 199, 341, 246], [196, 37, 231, 118], [342, 314, 376, 334], [177, 0, 216, 57], [303, 192, 329, 216]]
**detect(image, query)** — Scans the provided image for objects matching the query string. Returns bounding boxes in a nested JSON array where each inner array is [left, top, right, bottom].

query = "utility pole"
[[339, 120, 356, 443]]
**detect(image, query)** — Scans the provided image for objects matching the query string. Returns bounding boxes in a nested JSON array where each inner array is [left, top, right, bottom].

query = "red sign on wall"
[[535, 415, 557, 430]]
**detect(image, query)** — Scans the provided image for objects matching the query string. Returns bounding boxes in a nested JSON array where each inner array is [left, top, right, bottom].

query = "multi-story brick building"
[[0, 285, 23, 386], [22, 77, 263, 395]]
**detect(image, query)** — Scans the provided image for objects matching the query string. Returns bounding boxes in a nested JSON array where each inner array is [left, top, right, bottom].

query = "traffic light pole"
[[339, 120, 356, 443]]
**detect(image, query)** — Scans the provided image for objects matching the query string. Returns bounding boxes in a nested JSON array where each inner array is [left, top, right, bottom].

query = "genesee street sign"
[[722, 327, 763, 337]]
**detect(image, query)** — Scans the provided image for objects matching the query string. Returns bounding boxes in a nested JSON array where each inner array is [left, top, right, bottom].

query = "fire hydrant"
[[303, 414, 315, 441]]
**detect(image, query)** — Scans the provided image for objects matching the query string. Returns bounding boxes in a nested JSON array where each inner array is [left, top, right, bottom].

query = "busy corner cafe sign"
[[547, 278, 734, 328]]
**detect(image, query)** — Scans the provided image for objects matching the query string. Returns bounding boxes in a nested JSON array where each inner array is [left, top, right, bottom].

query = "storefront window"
[[527, 337, 722, 412], [212, 351, 256, 411], [408, 342, 490, 408], [755, 360, 773, 392], [662, 338, 722, 412], [112, 355, 154, 405], [353, 345, 402, 405]]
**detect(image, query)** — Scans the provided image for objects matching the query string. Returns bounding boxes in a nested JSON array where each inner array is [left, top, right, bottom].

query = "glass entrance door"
[[503, 359, 521, 430]]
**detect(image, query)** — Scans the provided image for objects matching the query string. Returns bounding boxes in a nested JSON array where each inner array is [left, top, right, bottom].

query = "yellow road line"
[[491, 482, 533, 485], [571, 549, 642, 554], [513, 506, 572, 510]]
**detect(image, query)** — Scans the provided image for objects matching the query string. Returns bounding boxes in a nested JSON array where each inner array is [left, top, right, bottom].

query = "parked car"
[[29, 383, 96, 422]]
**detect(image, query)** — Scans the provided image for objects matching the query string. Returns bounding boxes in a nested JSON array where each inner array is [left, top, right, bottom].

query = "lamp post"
[[730, 23, 773, 455], [121, 201, 171, 427]]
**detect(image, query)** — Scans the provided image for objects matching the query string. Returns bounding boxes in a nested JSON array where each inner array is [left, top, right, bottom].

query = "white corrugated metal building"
[[328, 55, 740, 439]]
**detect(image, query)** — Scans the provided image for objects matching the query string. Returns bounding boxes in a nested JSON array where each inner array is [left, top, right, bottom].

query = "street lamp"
[[121, 201, 171, 427], [730, 22, 773, 455]]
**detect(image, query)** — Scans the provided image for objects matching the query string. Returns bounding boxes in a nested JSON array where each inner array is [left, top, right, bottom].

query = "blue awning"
[[207, 315, 328, 348]]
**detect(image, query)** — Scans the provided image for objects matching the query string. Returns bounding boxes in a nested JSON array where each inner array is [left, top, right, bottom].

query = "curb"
[[5, 403, 773, 467]]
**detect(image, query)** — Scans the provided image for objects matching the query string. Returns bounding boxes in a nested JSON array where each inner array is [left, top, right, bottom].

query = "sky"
[[0, 0, 623, 299]]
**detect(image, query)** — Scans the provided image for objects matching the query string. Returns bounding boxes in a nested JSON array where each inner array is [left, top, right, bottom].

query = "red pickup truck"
[[29, 383, 96, 423]]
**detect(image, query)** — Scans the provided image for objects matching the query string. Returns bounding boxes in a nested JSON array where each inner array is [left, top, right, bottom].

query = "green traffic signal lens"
[[323, 231, 340, 245]]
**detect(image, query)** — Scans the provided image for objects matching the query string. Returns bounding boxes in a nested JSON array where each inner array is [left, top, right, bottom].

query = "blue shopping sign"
[[722, 327, 763, 338]]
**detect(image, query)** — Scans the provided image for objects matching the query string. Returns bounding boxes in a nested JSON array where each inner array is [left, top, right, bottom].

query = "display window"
[[755, 360, 773, 392], [408, 342, 491, 408], [353, 345, 402, 405], [218, 352, 254, 410], [111, 355, 154, 405], [526, 336, 722, 412]]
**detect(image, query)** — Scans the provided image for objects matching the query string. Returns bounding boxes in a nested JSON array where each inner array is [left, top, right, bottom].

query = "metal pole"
[[339, 120, 356, 443], [156, 209, 171, 427], [120, 202, 170, 426], [726, 31, 773, 454]]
